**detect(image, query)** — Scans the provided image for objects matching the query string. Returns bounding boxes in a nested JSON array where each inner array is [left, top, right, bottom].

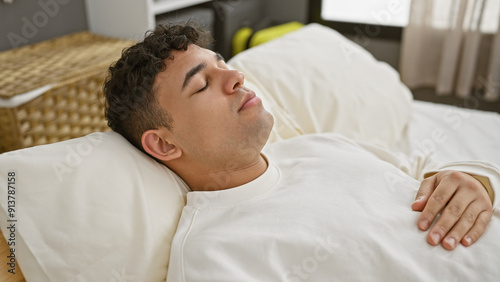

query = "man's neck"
[[170, 154, 268, 191]]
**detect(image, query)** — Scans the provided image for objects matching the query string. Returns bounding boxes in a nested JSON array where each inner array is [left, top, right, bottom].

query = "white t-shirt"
[[167, 133, 500, 282]]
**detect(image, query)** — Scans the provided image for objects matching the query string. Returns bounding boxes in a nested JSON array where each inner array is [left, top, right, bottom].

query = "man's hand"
[[411, 170, 493, 250]]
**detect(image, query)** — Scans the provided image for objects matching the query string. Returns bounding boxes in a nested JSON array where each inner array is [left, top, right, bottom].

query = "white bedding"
[[400, 100, 500, 166]]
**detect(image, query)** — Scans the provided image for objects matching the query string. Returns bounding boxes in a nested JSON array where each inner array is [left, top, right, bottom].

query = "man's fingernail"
[[420, 219, 429, 229], [431, 233, 441, 244], [446, 237, 456, 248], [464, 237, 472, 245]]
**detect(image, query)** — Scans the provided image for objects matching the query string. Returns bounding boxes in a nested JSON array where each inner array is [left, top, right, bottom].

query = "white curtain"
[[399, 0, 500, 101]]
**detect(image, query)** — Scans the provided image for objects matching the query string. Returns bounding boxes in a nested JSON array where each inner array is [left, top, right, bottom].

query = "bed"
[[0, 23, 499, 281]]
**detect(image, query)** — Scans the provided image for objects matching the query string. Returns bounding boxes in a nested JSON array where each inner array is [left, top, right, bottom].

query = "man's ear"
[[141, 128, 182, 162]]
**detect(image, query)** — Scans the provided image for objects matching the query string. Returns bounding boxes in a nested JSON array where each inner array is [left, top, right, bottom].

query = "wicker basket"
[[0, 32, 135, 153]]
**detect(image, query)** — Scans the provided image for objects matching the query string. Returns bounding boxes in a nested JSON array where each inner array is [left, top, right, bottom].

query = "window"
[[321, 0, 412, 27]]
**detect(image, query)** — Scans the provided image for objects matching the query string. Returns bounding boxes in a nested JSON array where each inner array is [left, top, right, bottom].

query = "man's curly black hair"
[[103, 22, 212, 153]]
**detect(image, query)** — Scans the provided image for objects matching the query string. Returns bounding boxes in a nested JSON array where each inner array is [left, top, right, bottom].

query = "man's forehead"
[[160, 46, 208, 78], [167, 45, 211, 65]]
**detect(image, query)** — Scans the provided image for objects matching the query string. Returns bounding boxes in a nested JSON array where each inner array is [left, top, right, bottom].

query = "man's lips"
[[238, 91, 259, 112]]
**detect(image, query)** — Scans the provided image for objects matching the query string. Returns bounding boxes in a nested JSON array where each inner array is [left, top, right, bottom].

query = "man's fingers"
[[411, 175, 436, 212], [425, 194, 468, 245], [412, 170, 494, 250], [417, 178, 458, 231], [440, 201, 484, 250], [460, 209, 492, 247]]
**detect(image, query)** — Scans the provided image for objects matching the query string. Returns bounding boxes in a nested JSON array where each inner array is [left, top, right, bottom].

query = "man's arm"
[[411, 170, 493, 250]]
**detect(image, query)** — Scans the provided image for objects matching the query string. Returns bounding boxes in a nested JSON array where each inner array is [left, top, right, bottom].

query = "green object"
[[232, 27, 253, 56], [232, 21, 304, 56]]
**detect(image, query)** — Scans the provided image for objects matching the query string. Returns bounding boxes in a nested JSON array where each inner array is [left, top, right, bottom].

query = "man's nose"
[[223, 70, 245, 94]]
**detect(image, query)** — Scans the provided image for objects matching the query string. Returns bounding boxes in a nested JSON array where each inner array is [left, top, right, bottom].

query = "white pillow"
[[0, 132, 188, 281], [228, 23, 413, 149]]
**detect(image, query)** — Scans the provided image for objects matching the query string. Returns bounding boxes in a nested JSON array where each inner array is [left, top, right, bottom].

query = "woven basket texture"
[[0, 32, 135, 153]]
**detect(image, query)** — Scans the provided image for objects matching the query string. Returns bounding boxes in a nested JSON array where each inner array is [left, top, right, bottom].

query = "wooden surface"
[[0, 231, 26, 282]]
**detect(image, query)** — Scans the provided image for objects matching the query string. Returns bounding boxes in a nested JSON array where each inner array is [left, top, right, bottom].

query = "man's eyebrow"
[[182, 62, 207, 91], [181, 53, 225, 92]]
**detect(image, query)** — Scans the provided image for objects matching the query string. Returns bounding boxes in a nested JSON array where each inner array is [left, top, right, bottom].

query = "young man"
[[104, 23, 498, 280]]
